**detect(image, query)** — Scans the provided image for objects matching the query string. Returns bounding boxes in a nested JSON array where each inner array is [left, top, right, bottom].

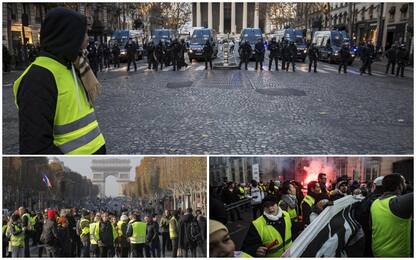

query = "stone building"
[[191, 2, 271, 34]]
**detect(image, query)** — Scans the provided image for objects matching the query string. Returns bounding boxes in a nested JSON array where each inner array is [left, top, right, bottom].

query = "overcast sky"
[[53, 157, 143, 197]]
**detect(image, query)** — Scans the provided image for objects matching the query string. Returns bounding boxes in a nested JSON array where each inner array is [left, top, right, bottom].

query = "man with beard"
[[242, 196, 292, 257]]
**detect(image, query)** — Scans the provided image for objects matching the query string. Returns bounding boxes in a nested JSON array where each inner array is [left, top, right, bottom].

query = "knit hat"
[[47, 209, 56, 220], [262, 195, 278, 208], [210, 219, 228, 236]]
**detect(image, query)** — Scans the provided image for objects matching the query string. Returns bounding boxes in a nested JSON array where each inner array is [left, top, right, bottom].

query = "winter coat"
[[178, 213, 198, 250]]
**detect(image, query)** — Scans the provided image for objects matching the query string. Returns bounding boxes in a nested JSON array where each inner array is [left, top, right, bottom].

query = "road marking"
[[137, 65, 148, 71], [162, 66, 172, 72], [195, 65, 206, 71]]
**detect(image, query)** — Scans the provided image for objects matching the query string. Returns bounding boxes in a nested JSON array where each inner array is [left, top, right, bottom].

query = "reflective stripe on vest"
[[112, 223, 118, 240], [80, 218, 90, 238], [10, 224, 24, 248], [13, 56, 105, 154], [89, 222, 98, 244], [169, 217, 178, 238], [22, 213, 33, 231], [130, 221, 147, 244], [371, 195, 411, 257], [252, 212, 292, 257]]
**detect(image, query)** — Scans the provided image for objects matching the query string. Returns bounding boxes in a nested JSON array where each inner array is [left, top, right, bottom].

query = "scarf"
[[263, 207, 282, 222], [72, 49, 101, 105]]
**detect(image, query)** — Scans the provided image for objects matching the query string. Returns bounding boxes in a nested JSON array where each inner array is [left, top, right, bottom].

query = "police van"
[[188, 27, 218, 62], [151, 29, 178, 45], [312, 30, 355, 65], [275, 28, 307, 62]]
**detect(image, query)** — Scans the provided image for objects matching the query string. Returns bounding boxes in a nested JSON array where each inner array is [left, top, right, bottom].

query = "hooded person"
[[13, 7, 106, 154], [241, 196, 292, 257]]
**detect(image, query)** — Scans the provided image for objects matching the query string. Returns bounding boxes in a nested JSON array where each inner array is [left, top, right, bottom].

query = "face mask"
[[263, 207, 282, 221]]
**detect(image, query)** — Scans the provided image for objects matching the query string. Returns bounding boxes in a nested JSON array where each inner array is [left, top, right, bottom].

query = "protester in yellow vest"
[[77, 210, 90, 257], [95, 213, 115, 257], [370, 173, 412, 257], [8, 214, 25, 257], [89, 215, 101, 257], [126, 213, 147, 257], [115, 214, 129, 257], [169, 210, 180, 257], [210, 219, 252, 257], [301, 181, 321, 226], [18, 207, 31, 257], [12, 7, 105, 154], [242, 196, 292, 257]]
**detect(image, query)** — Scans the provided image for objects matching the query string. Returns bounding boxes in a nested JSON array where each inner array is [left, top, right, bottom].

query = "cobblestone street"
[[3, 56, 413, 154]]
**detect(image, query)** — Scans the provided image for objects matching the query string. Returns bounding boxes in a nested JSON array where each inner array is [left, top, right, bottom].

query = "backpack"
[[188, 220, 202, 243]]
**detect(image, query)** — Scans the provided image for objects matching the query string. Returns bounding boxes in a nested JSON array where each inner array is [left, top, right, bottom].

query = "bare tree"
[[267, 3, 297, 30]]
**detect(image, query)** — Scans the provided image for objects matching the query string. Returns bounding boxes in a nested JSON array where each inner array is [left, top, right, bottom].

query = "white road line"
[[137, 65, 148, 71], [194, 65, 206, 71], [162, 66, 172, 72]]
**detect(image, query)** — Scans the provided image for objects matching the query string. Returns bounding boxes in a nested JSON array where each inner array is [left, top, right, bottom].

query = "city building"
[[191, 2, 271, 34], [210, 157, 413, 188], [123, 157, 206, 212], [381, 3, 413, 51]]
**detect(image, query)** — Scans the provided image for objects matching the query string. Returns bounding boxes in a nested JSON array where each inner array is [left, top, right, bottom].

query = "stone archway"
[[91, 158, 132, 198]]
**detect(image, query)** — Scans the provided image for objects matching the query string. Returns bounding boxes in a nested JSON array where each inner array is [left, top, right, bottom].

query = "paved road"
[[3, 52, 413, 154]]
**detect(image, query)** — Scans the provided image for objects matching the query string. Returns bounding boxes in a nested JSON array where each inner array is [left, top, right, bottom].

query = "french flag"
[[42, 174, 52, 188]]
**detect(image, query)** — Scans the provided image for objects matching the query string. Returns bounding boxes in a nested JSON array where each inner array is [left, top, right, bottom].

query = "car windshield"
[[242, 29, 262, 43], [331, 32, 344, 48], [295, 36, 306, 45], [190, 31, 211, 44]]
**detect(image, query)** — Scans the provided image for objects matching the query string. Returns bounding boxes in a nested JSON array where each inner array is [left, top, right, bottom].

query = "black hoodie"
[[16, 7, 105, 154]]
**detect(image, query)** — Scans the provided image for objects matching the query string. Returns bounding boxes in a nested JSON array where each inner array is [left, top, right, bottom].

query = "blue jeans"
[[11, 246, 24, 257]]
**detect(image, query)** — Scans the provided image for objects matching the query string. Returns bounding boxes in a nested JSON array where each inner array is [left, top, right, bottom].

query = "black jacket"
[[268, 41, 280, 58], [15, 7, 106, 154], [254, 42, 265, 61], [125, 42, 136, 59], [203, 42, 213, 58], [98, 221, 114, 247], [340, 46, 351, 61], [239, 42, 252, 59], [308, 46, 319, 60], [178, 213, 198, 249]]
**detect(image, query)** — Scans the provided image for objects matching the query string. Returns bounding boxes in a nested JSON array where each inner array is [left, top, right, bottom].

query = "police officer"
[[102, 43, 111, 69], [97, 42, 104, 72], [156, 41, 166, 71], [238, 40, 252, 70], [281, 39, 289, 70], [87, 39, 99, 76], [307, 43, 319, 73], [286, 41, 297, 72], [360, 42, 373, 75], [146, 41, 157, 70], [126, 213, 147, 257], [268, 37, 279, 71], [370, 173, 412, 257], [385, 44, 398, 75], [170, 39, 181, 71], [112, 43, 120, 68], [203, 39, 214, 70], [125, 38, 137, 72], [396, 44, 408, 77], [241, 196, 292, 257], [339, 43, 351, 74], [254, 38, 265, 70], [178, 38, 188, 70]]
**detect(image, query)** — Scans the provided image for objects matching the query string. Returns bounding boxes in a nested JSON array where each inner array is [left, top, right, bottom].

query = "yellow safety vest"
[[117, 220, 126, 237], [252, 212, 292, 257], [112, 223, 118, 240], [2, 224, 7, 235], [301, 195, 315, 210], [10, 224, 25, 248], [93, 221, 117, 242], [239, 187, 245, 199], [371, 195, 411, 257], [129, 221, 147, 244], [22, 213, 33, 231], [89, 222, 98, 245], [278, 200, 298, 220], [13, 56, 105, 154], [169, 217, 178, 239], [80, 218, 90, 238]]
